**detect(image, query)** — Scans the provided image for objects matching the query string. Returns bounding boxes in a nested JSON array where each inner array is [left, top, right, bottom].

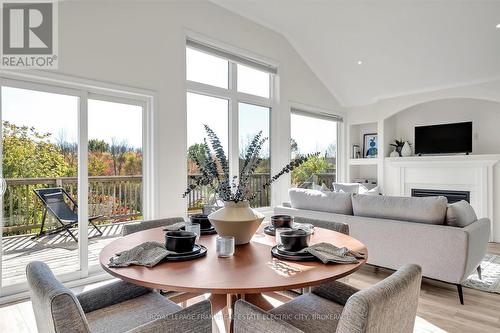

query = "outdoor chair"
[[33, 187, 103, 242], [234, 264, 422, 333], [26, 261, 212, 333]]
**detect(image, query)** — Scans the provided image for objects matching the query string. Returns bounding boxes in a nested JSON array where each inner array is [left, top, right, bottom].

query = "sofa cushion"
[[352, 194, 448, 225], [289, 188, 353, 215], [446, 200, 477, 227]]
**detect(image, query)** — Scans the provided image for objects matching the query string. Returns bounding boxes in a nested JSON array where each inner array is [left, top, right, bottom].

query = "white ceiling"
[[211, 0, 500, 106]]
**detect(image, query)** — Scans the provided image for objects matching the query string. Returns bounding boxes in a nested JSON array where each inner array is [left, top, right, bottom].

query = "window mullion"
[[77, 90, 89, 278], [228, 62, 239, 182]]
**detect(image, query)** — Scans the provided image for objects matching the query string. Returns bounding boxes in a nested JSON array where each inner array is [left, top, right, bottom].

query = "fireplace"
[[411, 189, 470, 204]]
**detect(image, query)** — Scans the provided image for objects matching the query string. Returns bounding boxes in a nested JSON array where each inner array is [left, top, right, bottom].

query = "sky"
[[2, 49, 336, 157], [1, 87, 143, 148]]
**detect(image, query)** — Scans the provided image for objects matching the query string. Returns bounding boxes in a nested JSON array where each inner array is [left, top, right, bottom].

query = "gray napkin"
[[163, 222, 186, 231], [108, 241, 170, 268], [305, 242, 365, 264]]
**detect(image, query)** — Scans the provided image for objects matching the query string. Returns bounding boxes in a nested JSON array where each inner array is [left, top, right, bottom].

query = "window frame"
[[186, 44, 276, 209], [0, 71, 156, 298], [290, 107, 342, 187]]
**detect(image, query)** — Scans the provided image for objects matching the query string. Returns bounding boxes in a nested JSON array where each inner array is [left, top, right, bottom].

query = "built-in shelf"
[[349, 158, 379, 166]]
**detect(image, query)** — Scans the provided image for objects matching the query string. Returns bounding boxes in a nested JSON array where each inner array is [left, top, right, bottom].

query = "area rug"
[[462, 254, 500, 293]]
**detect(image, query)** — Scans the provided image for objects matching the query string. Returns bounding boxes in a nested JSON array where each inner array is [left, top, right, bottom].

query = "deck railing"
[[187, 173, 271, 210], [2, 172, 335, 236], [3, 176, 142, 236]]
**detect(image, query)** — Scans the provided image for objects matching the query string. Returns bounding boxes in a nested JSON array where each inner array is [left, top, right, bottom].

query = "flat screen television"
[[414, 121, 472, 155]]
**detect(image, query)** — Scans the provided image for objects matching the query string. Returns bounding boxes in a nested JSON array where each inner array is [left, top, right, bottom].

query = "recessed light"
[[357, 60, 363, 65], [496, 23, 500, 29]]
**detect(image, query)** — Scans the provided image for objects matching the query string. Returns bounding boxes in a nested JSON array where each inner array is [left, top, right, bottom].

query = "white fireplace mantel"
[[385, 154, 500, 241]]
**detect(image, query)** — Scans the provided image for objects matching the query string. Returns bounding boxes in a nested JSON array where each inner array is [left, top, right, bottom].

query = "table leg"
[[208, 294, 237, 333], [208, 294, 227, 315], [244, 293, 274, 311], [223, 294, 237, 333]]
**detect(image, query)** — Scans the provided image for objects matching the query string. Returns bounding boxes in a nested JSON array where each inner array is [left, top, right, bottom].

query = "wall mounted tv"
[[414, 121, 472, 155]]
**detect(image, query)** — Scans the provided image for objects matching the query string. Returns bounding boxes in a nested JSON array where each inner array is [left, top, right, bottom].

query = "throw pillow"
[[446, 200, 478, 227], [359, 185, 380, 196], [312, 183, 330, 192], [333, 182, 360, 194]]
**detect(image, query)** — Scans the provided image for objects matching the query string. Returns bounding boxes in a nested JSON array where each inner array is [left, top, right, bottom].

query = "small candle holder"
[[216, 236, 235, 257]]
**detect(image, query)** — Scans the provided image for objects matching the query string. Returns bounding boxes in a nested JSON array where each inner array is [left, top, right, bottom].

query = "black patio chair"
[[33, 187, 103, 242]]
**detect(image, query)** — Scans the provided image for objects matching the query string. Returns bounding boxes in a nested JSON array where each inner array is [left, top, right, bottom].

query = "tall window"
[[290, 110, 339, 189], [0, 77, 151, 296], [186, 40, 276, 211]]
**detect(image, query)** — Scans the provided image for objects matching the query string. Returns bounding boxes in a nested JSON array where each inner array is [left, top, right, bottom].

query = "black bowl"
[[190, 214, 212, 230], [280, 229, 310, 252], [271, 215, 293, 229], [165, 231, 196, 253]]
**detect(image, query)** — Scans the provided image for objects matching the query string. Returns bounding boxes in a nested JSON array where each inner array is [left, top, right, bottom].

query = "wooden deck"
[[2, 224, 124, 286]]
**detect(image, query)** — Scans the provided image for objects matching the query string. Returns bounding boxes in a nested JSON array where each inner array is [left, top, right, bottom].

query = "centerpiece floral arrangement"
[[183, 125, 318, 203]]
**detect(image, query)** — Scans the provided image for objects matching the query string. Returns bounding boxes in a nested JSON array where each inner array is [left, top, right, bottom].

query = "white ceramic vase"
[[208, 201, 264, 245], [389, 149, 399, 158], [401, 141, 412, 157]]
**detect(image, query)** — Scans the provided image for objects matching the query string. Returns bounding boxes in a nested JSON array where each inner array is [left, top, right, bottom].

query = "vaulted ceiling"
[[211, 0, 500, 106]]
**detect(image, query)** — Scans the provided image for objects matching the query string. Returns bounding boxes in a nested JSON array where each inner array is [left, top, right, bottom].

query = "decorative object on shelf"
[[352, 144, 361, 159], [389, 139, 406, 157], [390, 149, 399, 157], [401, 141, 412, 157], [363, 133, 378, 158], [183, 125, 318, 245]]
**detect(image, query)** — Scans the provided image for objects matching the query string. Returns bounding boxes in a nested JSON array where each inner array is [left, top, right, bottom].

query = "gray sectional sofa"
[[275, 188, 491, 304]]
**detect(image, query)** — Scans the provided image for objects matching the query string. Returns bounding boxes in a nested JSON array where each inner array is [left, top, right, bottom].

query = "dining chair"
[[26, 261, 212, 333], [122, 217, 204, 306], [277, 217, 350, 300], [234, 264, 422, 333], [122, 217, 184, 236], [294, 216, 349, 235]]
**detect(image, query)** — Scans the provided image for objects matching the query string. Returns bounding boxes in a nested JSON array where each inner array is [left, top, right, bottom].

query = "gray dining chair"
[[294, 216, 349, 235], [235, 264, 422, 333], [26, 261, 211, 333], [277, 217, 350, 300], [122, 217, 184, 236]]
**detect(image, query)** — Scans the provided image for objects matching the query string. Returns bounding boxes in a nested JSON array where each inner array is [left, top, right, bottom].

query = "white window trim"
[[185, 40, 277, 208], [0, 70, 157, 298]]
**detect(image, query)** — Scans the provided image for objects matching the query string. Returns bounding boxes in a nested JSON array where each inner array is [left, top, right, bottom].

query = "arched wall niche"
[[383, 97, 500, 156]]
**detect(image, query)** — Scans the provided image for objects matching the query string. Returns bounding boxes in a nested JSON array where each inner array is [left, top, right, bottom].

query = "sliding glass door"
[[87, 97, 144, 271], [0, 78, 151, 296], [1, 85, 80, 288]]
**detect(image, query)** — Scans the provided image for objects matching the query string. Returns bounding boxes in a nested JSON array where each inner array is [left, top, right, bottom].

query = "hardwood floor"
[[1, 243, 499, 333]]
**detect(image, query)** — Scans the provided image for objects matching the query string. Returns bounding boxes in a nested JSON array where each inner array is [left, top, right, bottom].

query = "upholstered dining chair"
[[294, 216, 350, 235], [122, 217, 201, 305], [277, 217, 350, 300], [121, 217, 185, 236], [26, 261, 212, 333], [234, 264, 422, 333]]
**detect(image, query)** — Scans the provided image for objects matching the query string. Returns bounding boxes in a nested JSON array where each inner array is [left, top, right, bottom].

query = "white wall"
[[388, 98, 500, 156], [53, 0, 342, 218]]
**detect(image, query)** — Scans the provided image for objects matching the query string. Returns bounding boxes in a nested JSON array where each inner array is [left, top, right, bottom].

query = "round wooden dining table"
[[100, 223, 367, 331]]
